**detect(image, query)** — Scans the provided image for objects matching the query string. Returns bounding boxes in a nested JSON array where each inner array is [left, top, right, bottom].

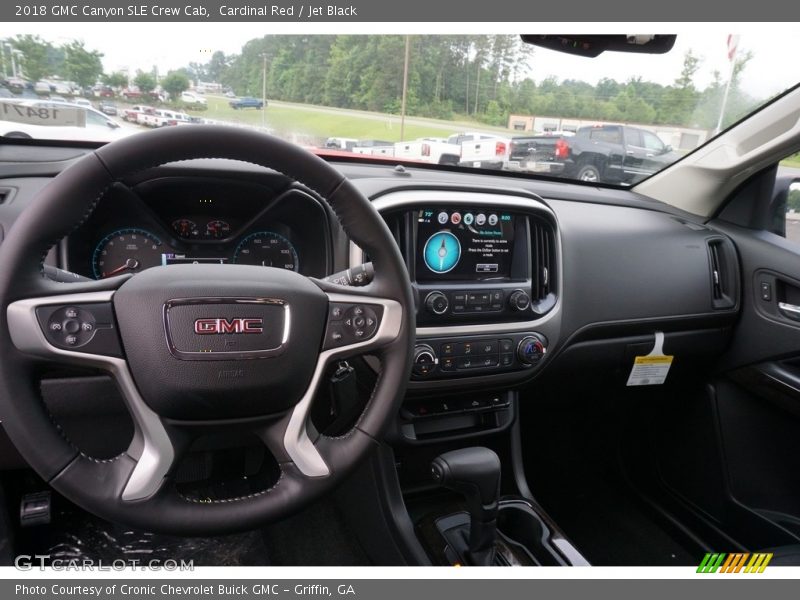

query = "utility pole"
[[399, 35, 410, 142], [261, 53, 267, 129]]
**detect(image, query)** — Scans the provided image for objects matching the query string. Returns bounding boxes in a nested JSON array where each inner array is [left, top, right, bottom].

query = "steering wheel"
[[0, 126, 414, 535]]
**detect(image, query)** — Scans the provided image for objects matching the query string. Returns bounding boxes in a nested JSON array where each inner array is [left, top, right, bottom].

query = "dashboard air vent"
[[707, 238, 737, 310], [531, 219, 557, 314], [0, 188, 11, 205]]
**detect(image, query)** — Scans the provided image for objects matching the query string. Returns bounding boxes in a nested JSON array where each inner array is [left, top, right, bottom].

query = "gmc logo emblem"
[[194, 318, 264, 335]]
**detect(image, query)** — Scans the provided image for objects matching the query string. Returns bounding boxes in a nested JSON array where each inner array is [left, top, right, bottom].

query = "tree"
[[10, 34, 54, 82], [103, 71, 128, 89], [162, 72, 190, 100], [64, 41, 103, 89], [133, 71, 157, 93], [207, 51, 228, 82]]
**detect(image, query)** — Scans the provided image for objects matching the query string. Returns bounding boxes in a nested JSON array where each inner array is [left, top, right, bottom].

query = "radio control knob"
[[509, 290, 531, 311], [413, 344, 438, 377], [425, 291, 449, 315], [517, 335, 546, 365]]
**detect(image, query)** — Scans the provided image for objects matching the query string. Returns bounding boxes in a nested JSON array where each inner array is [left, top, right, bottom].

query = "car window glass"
[[624, 128, 641, 147], [642, 131, 665, 153]]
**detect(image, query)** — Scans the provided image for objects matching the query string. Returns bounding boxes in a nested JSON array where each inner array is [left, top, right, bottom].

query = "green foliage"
[[10, 34, 59, 82], [161, 72, 191, 100], [103, 71, 128, 89], [63, 41, 103, 89], [133, 71, 157, 94]]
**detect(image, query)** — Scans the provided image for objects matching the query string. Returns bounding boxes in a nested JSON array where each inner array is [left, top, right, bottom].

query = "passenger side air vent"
[[707, 237, 738, 310], [531, 219, 557, 315], [0, 188, 12, 205]]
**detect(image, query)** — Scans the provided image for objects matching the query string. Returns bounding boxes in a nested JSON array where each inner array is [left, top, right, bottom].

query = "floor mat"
[[17, 496, 369, 566]]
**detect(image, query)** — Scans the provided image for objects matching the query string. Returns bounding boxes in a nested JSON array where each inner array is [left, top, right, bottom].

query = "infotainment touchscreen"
[[415, 208, 515, 280]]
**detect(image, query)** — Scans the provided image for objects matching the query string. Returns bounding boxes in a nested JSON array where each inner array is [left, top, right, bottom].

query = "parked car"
[[325, 137, 359, 150], [452, 132, 513, 170], [0, 99, 134, 142], [181, 91, 208, 106], [72, 98, 93, 109], [97, 100, 118, 116], [229, 96, 264, 109]]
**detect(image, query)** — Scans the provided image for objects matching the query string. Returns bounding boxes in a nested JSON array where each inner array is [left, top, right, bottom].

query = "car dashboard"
[[0, 147, 741, 453]]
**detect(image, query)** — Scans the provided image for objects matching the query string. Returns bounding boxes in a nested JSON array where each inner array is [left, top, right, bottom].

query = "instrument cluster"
[[65, 176, 331, 281]]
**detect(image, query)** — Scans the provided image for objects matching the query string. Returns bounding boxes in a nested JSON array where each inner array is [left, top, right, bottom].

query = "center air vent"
[[531, 219, 557, 315]]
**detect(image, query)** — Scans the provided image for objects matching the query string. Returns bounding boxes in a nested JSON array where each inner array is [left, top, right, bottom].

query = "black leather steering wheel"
[[0, 126, 414, 535]]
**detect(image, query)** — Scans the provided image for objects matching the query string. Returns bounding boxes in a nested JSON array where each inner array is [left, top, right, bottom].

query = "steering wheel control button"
[[323, 303, 384, 350], [36, 303, 122, 357]]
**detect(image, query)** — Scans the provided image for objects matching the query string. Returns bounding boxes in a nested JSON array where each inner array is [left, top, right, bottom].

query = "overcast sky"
[[6, 24, 800, 100]]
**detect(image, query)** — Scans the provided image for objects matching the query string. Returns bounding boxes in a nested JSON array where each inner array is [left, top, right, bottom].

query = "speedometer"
[[233, 231, 299, 271], [92, 228, 163, 279]]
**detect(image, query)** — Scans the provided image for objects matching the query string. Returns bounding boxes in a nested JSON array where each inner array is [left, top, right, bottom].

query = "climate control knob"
[[425, 291, 449, 315], [413, 344, 438, 377], [509, 290, 531, 311], [517, 335, 546, 366]]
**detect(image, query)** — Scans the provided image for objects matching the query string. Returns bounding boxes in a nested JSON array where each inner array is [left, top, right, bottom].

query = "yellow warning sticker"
[[627, 355, 673, 386]]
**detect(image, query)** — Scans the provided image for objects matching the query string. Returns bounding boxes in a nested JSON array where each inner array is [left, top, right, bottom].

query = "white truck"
[[353, 137, 460, 165], [450, 132, 513, 170]]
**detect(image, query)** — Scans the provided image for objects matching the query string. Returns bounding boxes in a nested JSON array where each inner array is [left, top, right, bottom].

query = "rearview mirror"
[[520, 35, 677, 57]]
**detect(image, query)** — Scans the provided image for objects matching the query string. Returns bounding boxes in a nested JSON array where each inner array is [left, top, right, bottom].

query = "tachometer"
[[205, 219, 231, 239], [91, 228, 163, 279], [233, 231, 299, 271], [172, 218, 199, 239]]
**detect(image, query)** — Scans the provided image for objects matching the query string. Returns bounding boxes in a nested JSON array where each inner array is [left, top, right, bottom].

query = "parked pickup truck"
[[537, 124, 680, 184], [391, 138, 462, 165], [122, 105, 155, 124], [505, 133, 573, 175], [451, 132, 512, 170], [229, 97, 265, 110]]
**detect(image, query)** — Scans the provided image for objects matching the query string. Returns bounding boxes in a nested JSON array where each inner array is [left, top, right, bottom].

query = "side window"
[[590, 128, 622, 144], [642, 131, 666, 153], [86, 111, 107, 127], [785, 180, 800, 243], [624, 128, 641, 147]]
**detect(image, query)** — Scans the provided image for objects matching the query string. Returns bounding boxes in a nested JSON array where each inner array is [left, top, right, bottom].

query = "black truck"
[[507, 124, 681, 185]]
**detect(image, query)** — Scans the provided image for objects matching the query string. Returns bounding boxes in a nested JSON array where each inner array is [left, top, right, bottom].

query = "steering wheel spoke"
[[279, 288, 402, 478]]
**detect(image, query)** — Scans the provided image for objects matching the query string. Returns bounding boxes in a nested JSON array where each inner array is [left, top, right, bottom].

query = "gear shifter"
[[430, 447, 501, 566]]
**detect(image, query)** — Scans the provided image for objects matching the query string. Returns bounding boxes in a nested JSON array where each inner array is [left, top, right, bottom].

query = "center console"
[[361, 189, 561, 387]]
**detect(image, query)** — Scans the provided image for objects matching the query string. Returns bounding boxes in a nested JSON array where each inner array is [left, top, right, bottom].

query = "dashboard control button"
[[456, 342, 474, 355], [425, 291, 449, 315], [440, 343, 455, 356], [440, 357, 456, 371], [480, 356, 499, 368], [413, 344, 438, 377], [467, 292, 490, 306], [478, 340, 498, 355], [517, 335, 546, 365], [456, 356, 474, 369], [65, 308, 78, 319], [452, 292, 467, 303], [500, 353, 514, 367], [490, 290, 503, 303], [499, 338, 514, 353], [509, 290, 531, 311]]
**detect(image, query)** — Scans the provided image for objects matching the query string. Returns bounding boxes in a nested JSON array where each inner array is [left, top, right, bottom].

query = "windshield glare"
[[1, 32, 798, 186]]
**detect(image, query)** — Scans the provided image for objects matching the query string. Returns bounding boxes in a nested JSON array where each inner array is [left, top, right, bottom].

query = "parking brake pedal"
[[20, 491, 51, 527]]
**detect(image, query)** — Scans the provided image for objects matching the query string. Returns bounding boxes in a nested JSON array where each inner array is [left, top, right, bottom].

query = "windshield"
[[1, 29, 799, 186]]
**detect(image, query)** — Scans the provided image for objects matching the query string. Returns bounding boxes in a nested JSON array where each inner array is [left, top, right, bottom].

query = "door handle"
[[778, 301, 800, 321]]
